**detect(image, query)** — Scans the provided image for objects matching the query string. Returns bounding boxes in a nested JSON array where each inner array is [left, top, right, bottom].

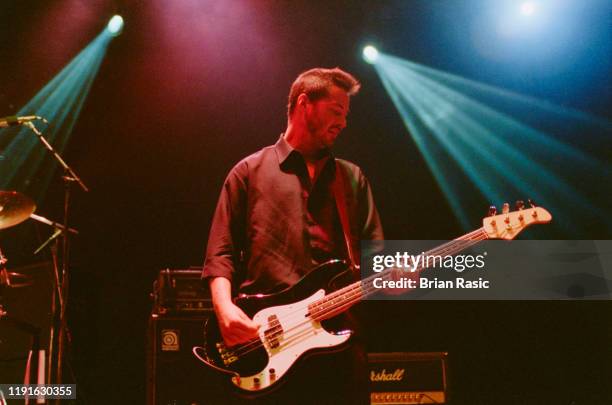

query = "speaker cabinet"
[[146, 313, 230, 405]]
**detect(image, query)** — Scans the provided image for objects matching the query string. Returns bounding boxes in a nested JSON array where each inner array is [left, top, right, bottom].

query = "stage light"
[[520, 2, 536, 16], [362, 45, 379, 64], [368, 52, 612, 236], [107, 15, 124, 36], [0, 25, 119, 200]]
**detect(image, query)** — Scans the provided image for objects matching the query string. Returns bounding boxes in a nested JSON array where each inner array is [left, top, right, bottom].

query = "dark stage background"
[[1, 1, 611, 404]]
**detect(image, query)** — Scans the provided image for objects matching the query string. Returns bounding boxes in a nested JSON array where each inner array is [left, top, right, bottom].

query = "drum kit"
[[1, 115, 86, 394], [0, 190, 78, 294], [1, 190, 85, 390]]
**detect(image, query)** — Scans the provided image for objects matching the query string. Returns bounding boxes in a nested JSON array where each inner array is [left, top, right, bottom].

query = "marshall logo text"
[[370, 368, 406, 382]]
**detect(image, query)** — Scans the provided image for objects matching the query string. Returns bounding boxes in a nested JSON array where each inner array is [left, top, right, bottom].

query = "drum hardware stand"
[[0, 248, 9, 318], [23, 120, 88, 393], [0, 248, 45, 404], [31, 210, 80, 386], [32, 214, 79, 322]]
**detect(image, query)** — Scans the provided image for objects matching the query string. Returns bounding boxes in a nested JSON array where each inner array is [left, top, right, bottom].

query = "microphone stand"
[[23, 121, 88, 389]]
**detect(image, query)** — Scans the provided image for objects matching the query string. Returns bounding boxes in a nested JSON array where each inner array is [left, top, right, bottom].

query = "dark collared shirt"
[[202, 135, 384, 294]]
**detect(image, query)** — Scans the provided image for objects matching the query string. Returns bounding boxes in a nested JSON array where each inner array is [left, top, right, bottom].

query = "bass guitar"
[[196, 204, 552, 394]]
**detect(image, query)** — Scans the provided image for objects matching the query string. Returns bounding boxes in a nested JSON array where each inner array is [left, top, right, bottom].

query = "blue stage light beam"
[[371, 52, 612, 237], [0, 23, 121, 202]]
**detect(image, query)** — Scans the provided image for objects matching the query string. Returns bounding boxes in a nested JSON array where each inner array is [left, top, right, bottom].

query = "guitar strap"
[[333, 159, 359, 271]]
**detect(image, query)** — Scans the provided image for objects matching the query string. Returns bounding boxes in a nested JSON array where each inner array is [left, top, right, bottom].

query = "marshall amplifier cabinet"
[[152, 267, 212, 314], [368, 352, 449, 404]]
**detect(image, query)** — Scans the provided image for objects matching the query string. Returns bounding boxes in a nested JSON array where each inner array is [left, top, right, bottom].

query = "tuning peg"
[[502, 202, 510, 214], [528, 199, 537, 208], [488, 205, 497, 216], [515, 200, 525, 210]]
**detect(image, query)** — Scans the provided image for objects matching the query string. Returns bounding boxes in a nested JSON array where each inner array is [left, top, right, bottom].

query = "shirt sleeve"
[[355, 169, 385, 265], [202, 161, 248, 282], [358, 171, 384, 241], [357, 166, 384, 240]]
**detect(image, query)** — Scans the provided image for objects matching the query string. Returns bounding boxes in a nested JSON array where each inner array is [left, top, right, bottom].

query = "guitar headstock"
[[482, 200, 552, 240]]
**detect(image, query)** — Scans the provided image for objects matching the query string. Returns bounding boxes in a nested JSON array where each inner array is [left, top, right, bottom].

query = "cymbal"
[[0, 191, 36, 230]]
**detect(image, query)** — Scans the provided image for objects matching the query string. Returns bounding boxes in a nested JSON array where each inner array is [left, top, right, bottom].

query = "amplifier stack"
[[146, 267, 223, 405], [146, 268, 450, 404]]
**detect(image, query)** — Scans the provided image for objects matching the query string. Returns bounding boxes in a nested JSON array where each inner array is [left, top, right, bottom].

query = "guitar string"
[[217, 229, 489, 362], [222, 231, 489, 362], [220, 230, 489, 360], [283, 231, 490, 331], [221, 210, 540, 360], [298, 212, 535, 321], [264, 232, 491, 353], [293, 230, 489, 323], [275, 228, 490, 332]]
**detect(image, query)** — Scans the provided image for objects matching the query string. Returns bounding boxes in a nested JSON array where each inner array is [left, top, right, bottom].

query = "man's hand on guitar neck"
[[209, 277, 260, 347]]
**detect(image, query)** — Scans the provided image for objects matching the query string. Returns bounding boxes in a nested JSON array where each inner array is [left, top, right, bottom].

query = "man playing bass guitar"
[[202, 67, 384, 404]]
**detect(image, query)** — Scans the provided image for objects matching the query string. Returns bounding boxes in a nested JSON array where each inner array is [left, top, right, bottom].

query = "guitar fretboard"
[[307, 228, 489, 321]]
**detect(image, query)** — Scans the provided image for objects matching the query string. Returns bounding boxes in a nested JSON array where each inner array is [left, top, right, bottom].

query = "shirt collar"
[[275, 134, 294, 165], [275, 134, 334, 166]]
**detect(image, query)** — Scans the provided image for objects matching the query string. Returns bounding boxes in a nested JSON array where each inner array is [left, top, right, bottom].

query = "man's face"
[[304, 85, 350, 150]]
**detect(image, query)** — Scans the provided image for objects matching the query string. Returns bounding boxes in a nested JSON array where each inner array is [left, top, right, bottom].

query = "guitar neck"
[[308, 227, 490, 321]]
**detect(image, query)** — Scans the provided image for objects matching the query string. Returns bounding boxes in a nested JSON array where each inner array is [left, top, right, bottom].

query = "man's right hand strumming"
[[209, 277, 260, 347]]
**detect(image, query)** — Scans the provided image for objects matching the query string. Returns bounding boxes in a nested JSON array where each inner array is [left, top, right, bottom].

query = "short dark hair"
[[287, 67, 361, 117]]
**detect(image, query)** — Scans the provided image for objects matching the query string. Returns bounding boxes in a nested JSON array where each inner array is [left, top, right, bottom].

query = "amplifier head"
[[368, 352, 448, 404], [152, 268, 212, 315]]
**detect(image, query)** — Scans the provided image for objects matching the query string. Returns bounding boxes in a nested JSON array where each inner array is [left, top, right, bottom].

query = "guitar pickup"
[[264, 314, 283, 349]]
